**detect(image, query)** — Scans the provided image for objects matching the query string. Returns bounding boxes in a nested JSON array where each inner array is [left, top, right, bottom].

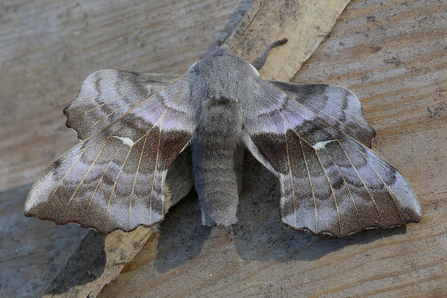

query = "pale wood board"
[[99, 0, 447, 297], [225, 0, 352, 81], [0, 0, 446, 297], [39, 0, 353, 296], [0, 0, 254, 297]]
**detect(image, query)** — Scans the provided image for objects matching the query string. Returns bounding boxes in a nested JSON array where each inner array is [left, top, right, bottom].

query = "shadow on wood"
[[153, 153, 408, 272]]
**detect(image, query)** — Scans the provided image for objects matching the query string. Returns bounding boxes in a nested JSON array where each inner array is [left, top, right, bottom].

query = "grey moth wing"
[[64, 70, 182, 140], [25, 70, 195, 234], [269, 81, 376, 147], [244, 80, 421, 238]]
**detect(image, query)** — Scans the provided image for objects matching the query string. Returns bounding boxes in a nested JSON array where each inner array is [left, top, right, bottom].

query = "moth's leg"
[[249, 38, 288, 70]]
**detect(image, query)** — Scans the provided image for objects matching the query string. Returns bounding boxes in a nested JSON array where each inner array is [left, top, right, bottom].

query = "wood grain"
[[1, 0, 446, 297], [225, 0, 352, 81], [0, 0, 253, 297], [99, 0, 447, 297], [39, 0, 350, 295]]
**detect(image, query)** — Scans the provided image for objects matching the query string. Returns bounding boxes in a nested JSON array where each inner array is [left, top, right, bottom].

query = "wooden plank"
[[40, 0, 351, 295], [98, 0, 447, 297], [43, 228, 152, 298], [0, 0, 253, 297], [0, 184, 88, 298], [2, 0, 446, 297], [225, 0, 352, 81]]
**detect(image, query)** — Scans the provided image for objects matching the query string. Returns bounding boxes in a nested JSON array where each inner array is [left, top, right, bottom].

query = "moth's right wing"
[[244, 79, 420, 238], [25, 70, 196, 234]]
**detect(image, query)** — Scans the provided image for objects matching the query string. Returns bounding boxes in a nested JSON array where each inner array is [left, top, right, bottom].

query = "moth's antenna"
[[201, 40, 223, 59], [250, 38, 288, 71]]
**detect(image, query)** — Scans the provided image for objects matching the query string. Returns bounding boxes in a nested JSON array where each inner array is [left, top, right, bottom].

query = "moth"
[[25, 40, 421, 237]]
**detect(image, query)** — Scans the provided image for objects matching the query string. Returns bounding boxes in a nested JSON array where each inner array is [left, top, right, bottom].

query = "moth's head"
[[186, 47, 260, 103]]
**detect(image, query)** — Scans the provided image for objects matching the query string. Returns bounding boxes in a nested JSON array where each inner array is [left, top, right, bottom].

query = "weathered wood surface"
[[100, 0, 447, 297], [225, 0, 352, 81], [1, 0, 446, 297], [0, 0, 253, 297], [38, 1, 353, 296]]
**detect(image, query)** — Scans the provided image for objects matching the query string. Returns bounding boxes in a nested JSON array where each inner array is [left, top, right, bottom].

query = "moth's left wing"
[[25, 71, 195, 233], [244, 80, 421, 237]]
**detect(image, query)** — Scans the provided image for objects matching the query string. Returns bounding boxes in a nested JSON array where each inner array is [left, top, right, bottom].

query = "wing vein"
[[129, 134, 149, 229], [314, 148, 342, 235], [49, 153, 84, 204], [69, 85, 150, 122], [85, 145, 122, 218], [77, 102, 132, 136], [278, 111, 319, 231], [300, 100, 365, 143], [326, 148, 362, 228], [337, 141, 384, 225], [106, 144, 134, 219], [63, 138, 109, 215], [344, 142, 404, 222], [266, 81, 358, 142], [148, 110, 168, 222], [283, 126, 296, 226]]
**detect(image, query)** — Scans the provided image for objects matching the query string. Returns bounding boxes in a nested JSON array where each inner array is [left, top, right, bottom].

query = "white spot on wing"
[[249, 64, 260, 76], [312, 140, 333, 151], [187, 61, 199, 71], [113, 136, 134, 147]]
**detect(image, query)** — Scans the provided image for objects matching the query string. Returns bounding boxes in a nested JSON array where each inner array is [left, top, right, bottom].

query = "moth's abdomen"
[[191, 100, 244, 226]]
